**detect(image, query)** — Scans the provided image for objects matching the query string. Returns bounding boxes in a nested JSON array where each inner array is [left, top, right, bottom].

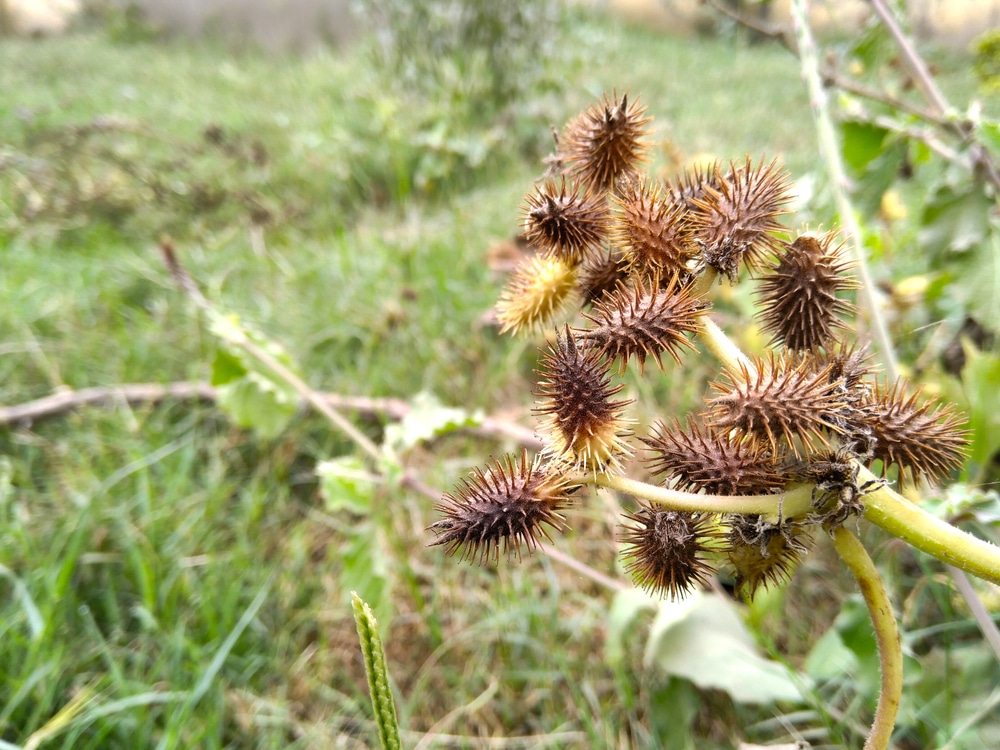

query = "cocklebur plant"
[[429, 91, 1000, 749]]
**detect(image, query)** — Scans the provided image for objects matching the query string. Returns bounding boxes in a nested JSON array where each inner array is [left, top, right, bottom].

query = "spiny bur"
[[756, 232, 859, 351], [642, 417, 788, 496], [559, 91, 653, 192], [496, 254, 578, 335], [521, 179, 610, 266], [577, 275, 706, 374], [429, 451, 578, 565], [863, 380, 970, 485], [689, 157, 792, 283], [534, 327, 634, 476], [620, 506, 721, 599]]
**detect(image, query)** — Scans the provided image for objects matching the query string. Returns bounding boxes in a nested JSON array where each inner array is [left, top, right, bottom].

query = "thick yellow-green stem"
[[831, 526, 902, 750], [859, 468, 1000, 586], [594, 473, 813, 521]]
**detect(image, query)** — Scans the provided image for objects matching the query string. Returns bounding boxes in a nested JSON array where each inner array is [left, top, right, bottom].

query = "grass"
[[1, 6, 998, 749]]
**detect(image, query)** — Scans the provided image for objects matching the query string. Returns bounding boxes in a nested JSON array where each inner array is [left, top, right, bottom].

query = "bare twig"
[[700, 0, 796, 52], [0, 381, 541, 450]]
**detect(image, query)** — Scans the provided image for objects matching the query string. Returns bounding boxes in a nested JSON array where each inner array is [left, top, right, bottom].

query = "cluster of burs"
[[430, 92, 968, 599]]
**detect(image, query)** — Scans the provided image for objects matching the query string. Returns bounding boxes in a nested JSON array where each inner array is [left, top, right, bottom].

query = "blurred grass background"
[[1, 2, 999, 748]]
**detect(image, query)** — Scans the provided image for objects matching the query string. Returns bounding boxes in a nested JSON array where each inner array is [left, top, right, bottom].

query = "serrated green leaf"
[[918, 181, 993, 256], [317, 456, 377, 514], [205, 311, 302, 437], [605, 588, 659, 665], [841, 120, 889, 171], [643, 591, 805, 704], [215, 376, 297, 439]]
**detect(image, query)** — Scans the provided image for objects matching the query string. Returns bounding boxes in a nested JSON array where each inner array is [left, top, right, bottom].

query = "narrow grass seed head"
[[689, 157, 793, 283], [705, 353, 848, 458], [756, 232, 859, 351], [560, 91, 653, 192], [863, 379, 970, 484], [642, 417, 788, 496], [522, 179, 610, 266], [496, 254, 578, 335], [535, 328, 634, 476], [726, 514, 812, 599], [612, 174, 699, 282], [429, 451, 578, 565], [620, 506, 721, 599], [577, 275, 705, 373]]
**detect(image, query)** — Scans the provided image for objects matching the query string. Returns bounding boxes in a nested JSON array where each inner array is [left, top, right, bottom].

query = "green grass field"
[[1, 6, 999, 749]]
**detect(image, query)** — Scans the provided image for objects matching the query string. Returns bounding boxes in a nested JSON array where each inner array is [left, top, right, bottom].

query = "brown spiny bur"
[[705, 354, 848, 458], [534, 328, 634, 475], [496, 254, 577, 335], [664, 160, 722, 210], [560, 92, 653, 192], [726, 514, 812, 599], [756, 232, 859, 351], [620, 506, 720, 599], [522, 179, 609, 266], [689, 157, 792, 283], [576, 276, 705, 373], [642, 417, 788, 495], [578, 247, 628, 308], [429, 452, 578, 565], [862, 379, 970, 484], [612, 174, 699, 282]]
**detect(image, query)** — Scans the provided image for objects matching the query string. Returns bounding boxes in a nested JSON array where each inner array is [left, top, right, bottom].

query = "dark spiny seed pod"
[[810, 343, 878, 458], [495, 254, 578, 335], [578, 247, 628, 308], [429, 451, 578, 565], [535, 328, 634, 475], [689, 157, 792, 283], [522, 179, 609, 266], [862, 380, 970, 484], [560, 91, 653, 193], [726, 514, 812, 599], [620, 506, 721, 599], [612, 175, 699, 282], [664, 161, 722, 210], [642, 417, 788, 495], [576, 276, 706, 374], [756, 232, 859, 351], [705, 353, 848, 457]]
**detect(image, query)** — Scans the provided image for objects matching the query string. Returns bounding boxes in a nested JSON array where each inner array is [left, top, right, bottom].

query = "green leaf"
[[342, 522, 391, 630], [206, 312, 301, 438], [804, 625, 859, 681], [317, 456, 378, 514], [918, 181, 993, 256], [210, 348, 247, 386], [962, 346, 1000, 473], [647, 677, 700, 750], [643, 591, 805, 704], [605, 588, 659, 666], [840, 120, 889, 172], [382, 392, 483, 456], [215, 375, 297, 439]]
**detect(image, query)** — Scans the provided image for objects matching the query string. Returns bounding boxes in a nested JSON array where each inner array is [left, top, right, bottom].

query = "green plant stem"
[[591, 470, 1000, 586], [831, 526, 902, 750], [593, 473, 813, 520], [859, 468, 1000, 586], [789, 0, 898, 382]]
